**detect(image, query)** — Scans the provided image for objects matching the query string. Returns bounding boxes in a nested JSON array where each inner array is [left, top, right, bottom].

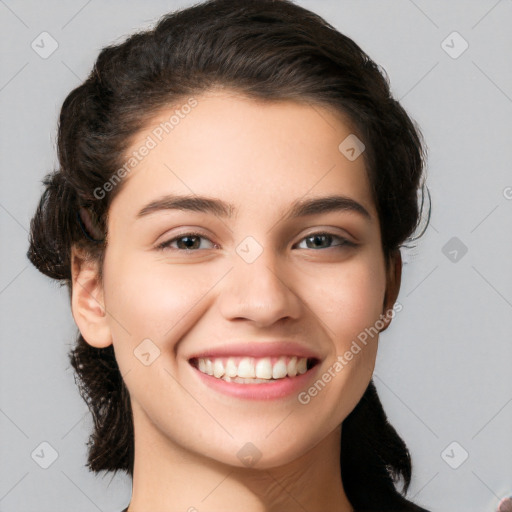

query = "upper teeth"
[[196, 356, 308, 380]]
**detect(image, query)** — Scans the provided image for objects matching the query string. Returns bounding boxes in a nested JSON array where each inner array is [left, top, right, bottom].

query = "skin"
[[71, 89, 402, 512]]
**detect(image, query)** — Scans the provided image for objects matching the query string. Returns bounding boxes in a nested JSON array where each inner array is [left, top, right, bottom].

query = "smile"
[[190, 356, 318, 383]]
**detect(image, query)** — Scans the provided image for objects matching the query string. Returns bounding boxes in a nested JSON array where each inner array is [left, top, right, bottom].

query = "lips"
[[187, 341, 321, 385], [187, 340, 321, 361]]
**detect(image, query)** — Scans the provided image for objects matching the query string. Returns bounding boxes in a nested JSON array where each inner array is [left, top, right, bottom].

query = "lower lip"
[[190, 364, 320, 400]]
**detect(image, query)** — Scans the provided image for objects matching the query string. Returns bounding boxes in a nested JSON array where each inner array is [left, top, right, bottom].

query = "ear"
[[379, 249, 402, 333], [70, 246, 112, 348]]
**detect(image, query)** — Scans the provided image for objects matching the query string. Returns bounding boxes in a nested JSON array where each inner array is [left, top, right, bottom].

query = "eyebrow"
[[136, 194, 372, 221]]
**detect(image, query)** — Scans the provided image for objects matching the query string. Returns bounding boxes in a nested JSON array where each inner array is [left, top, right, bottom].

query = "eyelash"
[[155, 231, 356, 252]]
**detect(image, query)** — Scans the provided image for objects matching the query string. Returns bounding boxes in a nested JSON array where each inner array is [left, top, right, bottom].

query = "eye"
[[156, 230, 356, 253], [294, 232, 356, 250], [156, 232, 217, 252]]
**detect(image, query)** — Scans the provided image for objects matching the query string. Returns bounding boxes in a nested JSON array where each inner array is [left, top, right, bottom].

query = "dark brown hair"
[[27, 1, 430, 510]]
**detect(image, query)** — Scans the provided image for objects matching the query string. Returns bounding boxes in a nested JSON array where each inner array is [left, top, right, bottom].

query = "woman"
[[28, 0, 431, 510]]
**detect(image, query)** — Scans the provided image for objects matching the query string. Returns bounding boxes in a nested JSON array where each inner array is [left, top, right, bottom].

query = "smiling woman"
[[27, 1, 431, 511]]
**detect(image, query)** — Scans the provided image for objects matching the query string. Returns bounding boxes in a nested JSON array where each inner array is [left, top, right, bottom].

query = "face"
[[79, 90, 397, 469]]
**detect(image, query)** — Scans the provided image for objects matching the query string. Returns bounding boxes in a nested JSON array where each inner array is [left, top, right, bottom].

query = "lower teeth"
[[221, 376, 285, 384]]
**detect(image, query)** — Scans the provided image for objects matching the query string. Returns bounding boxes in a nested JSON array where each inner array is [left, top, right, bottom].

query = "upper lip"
[[187, 341, 323, 361]]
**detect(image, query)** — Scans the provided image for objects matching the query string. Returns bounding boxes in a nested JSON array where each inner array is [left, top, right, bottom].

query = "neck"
[[126, 405, 353, 512]]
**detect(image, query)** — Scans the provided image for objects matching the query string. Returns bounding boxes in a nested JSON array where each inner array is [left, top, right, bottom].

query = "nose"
[[217, 242, 303, 327]]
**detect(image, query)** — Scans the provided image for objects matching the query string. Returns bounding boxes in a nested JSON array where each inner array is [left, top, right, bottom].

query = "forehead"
[[109, 90, 376, 220]]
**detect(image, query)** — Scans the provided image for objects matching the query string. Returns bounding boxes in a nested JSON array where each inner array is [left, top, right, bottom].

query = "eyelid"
[[155, 230, 217, 251], [299, 226, 357, 244]]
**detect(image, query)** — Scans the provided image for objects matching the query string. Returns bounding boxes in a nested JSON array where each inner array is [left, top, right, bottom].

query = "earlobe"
[[70, 247, 112, 348], [379, 249, 403, 333]]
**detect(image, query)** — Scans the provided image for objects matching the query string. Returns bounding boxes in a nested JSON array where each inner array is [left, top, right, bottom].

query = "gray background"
[[1, 1, 511, 511]]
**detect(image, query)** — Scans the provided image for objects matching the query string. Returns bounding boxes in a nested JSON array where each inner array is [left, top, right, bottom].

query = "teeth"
[[238, 357, 256, 378], [225, 358, 238, 377], [297, 357, 307, 375], [194, 355, 312, 381], [213, 359, 224, 378], [287, 356, 298, 377], [255, 358, 273, 379], [272, 357, 287, 379], [224, 376, 274, 384]]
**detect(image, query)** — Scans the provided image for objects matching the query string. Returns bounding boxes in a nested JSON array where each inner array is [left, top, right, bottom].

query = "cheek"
[[104, 245, 387, 348], [308, 253, 387, 349], [102, 251, 219, 346]]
